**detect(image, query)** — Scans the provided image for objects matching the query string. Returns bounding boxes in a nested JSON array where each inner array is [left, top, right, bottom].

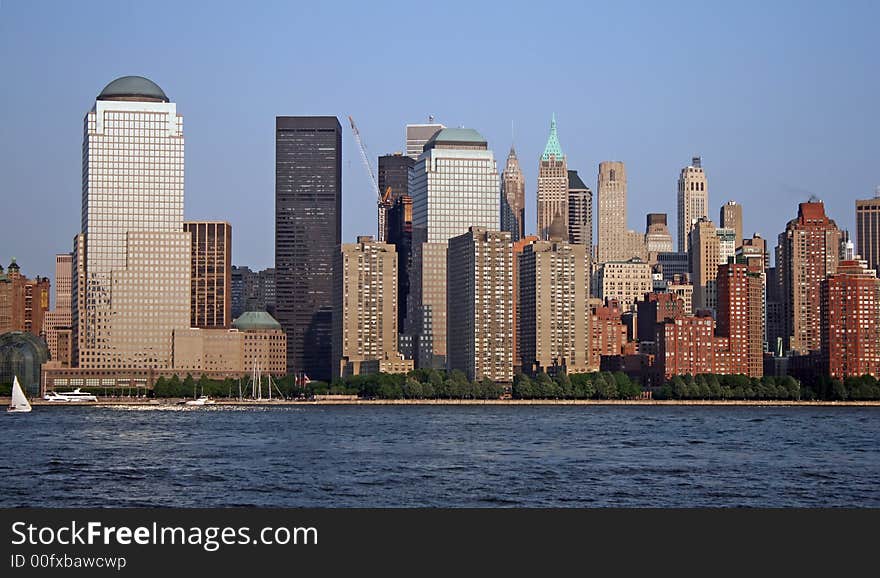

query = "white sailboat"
[[7, 376, 32, 413]]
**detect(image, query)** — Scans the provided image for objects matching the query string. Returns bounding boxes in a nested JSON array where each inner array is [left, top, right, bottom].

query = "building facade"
[[645, 213, 674, 258], [567, 170, 592, 251], [677, 157, 709, 253], [231, 266, 275, 319], [689, 217, 721, 313], [501, 146, 526, 241], [275, 116, 342, 381], [856, 190, 880, 274], [537, 115, 568, 241], [405, 122, 445, 160], [333, 236, 399, 379], [447, 228, 513, 382], [590, 300, 627, 370], [185, 221, 231, 328], [596, 161, 627, 263], [518, 240, 591, 375], [42, 254, 72, 362], [598, 258, 652, 312], [377, 153, 414, 241], [716, 260, 765, 377], [0, 259, 50, 338], [720, 201, 743, 248], [387, 194, 413, 337]]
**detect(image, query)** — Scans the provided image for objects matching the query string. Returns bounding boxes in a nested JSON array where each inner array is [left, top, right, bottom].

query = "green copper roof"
[[423, 127, 487, 151], [541, 113, 564, 160], [232, 311, 282, 331]]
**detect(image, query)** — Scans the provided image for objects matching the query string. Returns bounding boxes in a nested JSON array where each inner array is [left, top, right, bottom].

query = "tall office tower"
[[856, 188, 880, 273], [405, 122, 445, 160], [333, 236, 398, 379], [677, 156, 709, 253], [537, 115, 568, 241], [765, 265, 785, 354], [408, 128, 500, 368], [689, 217, 721, 313], [820, 260, 880, 379], [501, 146, 526, 241], [645, 213, 674, 256], [275, 116, 341, 381], [720, 200, 743, 248], [596, 161, 627, 263], [518, 239, 591, 375], [567, 170, 592, 251], [42, 254, 73, 361], [184, 222, 231, 328], [717, 259, 765, 377], [377, 153, 414, 241], [777, 201, 841, 354], [387, 195, 413, 335], [447, 228, 513, 382], [74, 76, 190, 370], [512, 235, 539, 373], [231, 266, 276, 319], [598, 258, 652, 312]]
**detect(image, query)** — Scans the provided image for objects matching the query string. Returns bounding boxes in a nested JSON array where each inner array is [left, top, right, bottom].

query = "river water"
[[2, 405, 878, 507]]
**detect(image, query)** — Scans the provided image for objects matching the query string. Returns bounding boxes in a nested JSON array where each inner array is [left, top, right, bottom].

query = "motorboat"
[[183, 395, 216, 406], [43, 388, 98, 402]]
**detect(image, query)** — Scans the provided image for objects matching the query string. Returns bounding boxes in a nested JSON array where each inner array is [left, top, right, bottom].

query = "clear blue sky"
[[1, 0, 878, 290]]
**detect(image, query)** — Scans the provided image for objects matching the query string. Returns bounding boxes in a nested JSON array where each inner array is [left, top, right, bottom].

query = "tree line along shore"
[[5, 369, 880, 402]]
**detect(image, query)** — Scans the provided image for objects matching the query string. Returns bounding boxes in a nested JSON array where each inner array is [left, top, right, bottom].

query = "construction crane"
[[348, 115, 393, 242]]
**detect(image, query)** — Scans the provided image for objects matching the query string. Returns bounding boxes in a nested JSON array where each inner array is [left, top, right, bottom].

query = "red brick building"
[[590, 299, 627, 370], [716, 258, 765, 377], [820, 260, 880, 378], [0, 258, 50, 337]]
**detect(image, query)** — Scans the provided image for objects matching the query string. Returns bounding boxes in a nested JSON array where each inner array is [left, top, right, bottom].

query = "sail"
[[10, 376, 32, 412]]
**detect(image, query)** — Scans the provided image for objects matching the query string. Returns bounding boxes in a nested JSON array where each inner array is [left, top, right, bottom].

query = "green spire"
[[541, 113, 564, 161]]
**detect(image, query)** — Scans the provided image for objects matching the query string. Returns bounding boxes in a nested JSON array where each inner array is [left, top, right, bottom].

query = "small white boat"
[[183, 395, 216, 406], [44, 388, 98, 402], [7, 376, 32, 413]]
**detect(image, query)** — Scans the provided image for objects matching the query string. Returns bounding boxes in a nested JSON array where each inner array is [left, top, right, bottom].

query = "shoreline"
[[4, 397, 880, 407]]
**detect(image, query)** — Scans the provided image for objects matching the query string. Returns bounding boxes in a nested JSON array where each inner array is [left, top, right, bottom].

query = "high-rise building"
[[777, 201, 841, 354], [73, 76, 190, 370], [689, 217, 721, 313], [598, 258, 652, 312], [537, 115, 568, 241], [656, 313, 718, 379], [42, 254, 73, 362], [377, 153, 414, 241], [820, 260, 880, 378], [717, 227, 736, 266], [231, 266, 275, 319], [408, 128, 500, 368], [656, 252, 690, 282], [387, 194, 413, 336], [856, 188, 880, 273], [677, 156, 709, 253], [518, 239, 591, 375], [720, 201, 743, 248], [501, 146, 526, 241], [637, 292, 686, 346], [567, 170, 592, 251], [0, 258, 50, 337], [275, 116, 342, 382], [185, 221, 232, 328], [333, 236, 406, 378], [596, 161, 627, 263], [447, 228, 513, 382], [645, 213, 674, 257], [765, 265, 785, 355], [717, 259, 765, 377], [405, 122, 445, 160], [511, 235, 539, 373]]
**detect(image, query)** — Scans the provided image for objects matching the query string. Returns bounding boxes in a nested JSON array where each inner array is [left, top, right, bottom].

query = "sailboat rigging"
[[7, 376, 32, 413]]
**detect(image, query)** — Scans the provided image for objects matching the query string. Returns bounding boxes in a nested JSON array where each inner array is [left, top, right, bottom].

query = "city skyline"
[[2, 1, 877, 286]]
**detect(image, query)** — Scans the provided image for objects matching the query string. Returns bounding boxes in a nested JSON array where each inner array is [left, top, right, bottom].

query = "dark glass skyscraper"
[[275, 116, 342, 382]]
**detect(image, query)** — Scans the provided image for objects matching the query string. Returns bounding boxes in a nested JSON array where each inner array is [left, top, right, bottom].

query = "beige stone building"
[[501, 146, 526, 240], [690, 217, 721, 313], [333, 236, 400, 379], [42, 253, 73, 362], [537, 115, 568, 241], [518, 240, 591, 374], [720, 201, 743, 248], [598, 258, 652, 312], [597, 161, 628, 263], [645, 213, 674, 261], [447, 227, 513, 382], [668, 276, 694, 316], [677, 157, 709, 253]]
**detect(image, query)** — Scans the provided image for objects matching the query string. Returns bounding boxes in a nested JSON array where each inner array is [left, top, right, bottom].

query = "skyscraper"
[[73, 76, 190, 370], [275, 116, 342, 381], [408, 128, 500, 368], [518, 239, 591, 375], [645, 213, 674, 257], [720, 201, 743, 248], [405, 122, 445, 160], [333, 236, 400, 379], [567, 170, 592, 251], [377, 153, 414, 241], [596, 161, 627, 263], [537, 115, 568, 241], [185, 221, 232, 328], [387, 194, 413, 335], [717, 259, 765, 377], [856, 188, 880, 273], [447, 228, 513, 382], [689, 217, 721, 313], [820, 259, 880, 378], [42, 254, 72, 362], [677, 156, 709, 253], [777, 201, 841, 354], [501, 146, 526, 241]]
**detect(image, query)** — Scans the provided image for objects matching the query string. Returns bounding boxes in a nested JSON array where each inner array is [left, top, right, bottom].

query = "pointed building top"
[[541, 113, 564, 161]]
